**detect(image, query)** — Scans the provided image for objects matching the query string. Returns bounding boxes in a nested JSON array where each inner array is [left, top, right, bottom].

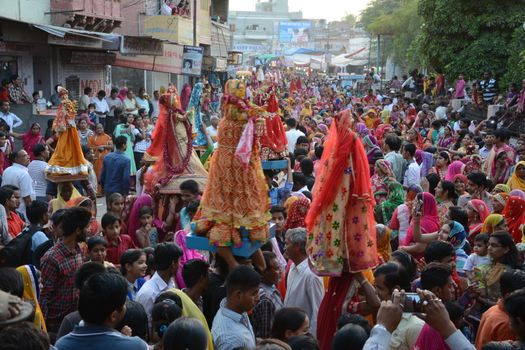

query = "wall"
[[0, 0, 51, 25]]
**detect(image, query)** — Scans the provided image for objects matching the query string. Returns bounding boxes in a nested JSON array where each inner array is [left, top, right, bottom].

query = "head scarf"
[[118, 87, 128, 101], [453, 173, 468, 185], [403, 192, 440, 247], [493, 184, 511, 194], [445, 161, 466, 181], [363, 135, 381, 155], [503, 196, 525, 243], [448, 220, 467, 250], [468, 199, 490, 224], [284, 196, 299, 212], [22, 122, 44, 160], [507, 161, 525, 191], [16, 265, 46, 332], [51, 183, 81, 213], [378, 181, 405, 226], [492, 192, 510, 210], [284, 197, 311, 230], [482, 214, 505, 234], [510, 189, 525, 200], [317, 123, 328, 134], [416, 150, 434, 178], [356, 123, 369, 137], [374, 159, 394, 178], [126, 194, 158, 245], [376, 224, 392, 263], [180, 83, 192, 112]]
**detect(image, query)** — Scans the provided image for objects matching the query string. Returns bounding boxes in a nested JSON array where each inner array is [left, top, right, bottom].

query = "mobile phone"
[[403, 293, 421, 313], [415, 199, 423, 213]]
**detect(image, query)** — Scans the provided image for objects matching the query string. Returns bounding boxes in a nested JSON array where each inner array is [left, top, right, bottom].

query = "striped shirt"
[[212, 298, 256, 350]]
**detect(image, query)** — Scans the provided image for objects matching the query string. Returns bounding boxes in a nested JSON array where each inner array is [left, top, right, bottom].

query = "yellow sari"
[[166, 288, 213, 350], [49, 183, 81, 213], [16, 265, 46, 332]]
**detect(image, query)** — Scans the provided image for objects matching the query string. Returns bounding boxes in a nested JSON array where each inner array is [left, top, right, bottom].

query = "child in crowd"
[[87, 103, 97, 125], [120, 249, 147, 301], [106, 193, 124, 219], [136, 206, 158, 248], [101, 213, 136, 265], [179, 180, 201, 229], [464, 233, 491, 281], [87, 236, 115, 268], [270, 205, 286, 254]]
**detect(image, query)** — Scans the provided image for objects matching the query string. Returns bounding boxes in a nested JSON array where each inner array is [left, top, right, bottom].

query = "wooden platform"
[[45, 173, 88, 183], [186, 223, 276, 258]]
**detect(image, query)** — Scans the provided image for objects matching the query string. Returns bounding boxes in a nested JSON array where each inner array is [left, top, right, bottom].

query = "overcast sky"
[[229, 0, 372, 22]]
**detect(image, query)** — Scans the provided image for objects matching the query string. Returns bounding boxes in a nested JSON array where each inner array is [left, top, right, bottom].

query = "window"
[[0, 57, 17, 85]]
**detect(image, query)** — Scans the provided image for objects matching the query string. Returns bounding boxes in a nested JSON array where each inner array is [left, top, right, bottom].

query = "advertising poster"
[[279, 22, 312, 45], [182, 45, 203, 76]]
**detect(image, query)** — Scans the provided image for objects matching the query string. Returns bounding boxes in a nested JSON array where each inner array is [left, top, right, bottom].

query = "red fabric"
[[259, 114, 288, 154], [306, 110, 374, 227], [503, 196, 525, 243], [316, 275, 353, 350], [105, 234, 136, 265], [284, 198, 310, 231], [22, 124, 45, 160], [180, 83, 192, 112]]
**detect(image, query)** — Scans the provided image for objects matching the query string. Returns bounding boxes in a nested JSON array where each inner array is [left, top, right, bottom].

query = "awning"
[[32, 23, 121, 50]]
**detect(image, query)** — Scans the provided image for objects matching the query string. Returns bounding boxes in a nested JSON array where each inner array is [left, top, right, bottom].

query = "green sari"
[[113, 123, 137, 175], [375, 180, 405, 226]]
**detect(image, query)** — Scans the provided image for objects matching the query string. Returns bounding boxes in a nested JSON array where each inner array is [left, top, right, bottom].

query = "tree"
[[365, 0, 423, 71], [341, 13, 357, 27], [416, 0, 525, 82]]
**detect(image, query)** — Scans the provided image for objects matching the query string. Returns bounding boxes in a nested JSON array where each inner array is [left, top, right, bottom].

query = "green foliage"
[[341, 13, 357, 27], [501, 28, 525, 88], [416, 0, 525, 82], [360, 0, 422, 71]]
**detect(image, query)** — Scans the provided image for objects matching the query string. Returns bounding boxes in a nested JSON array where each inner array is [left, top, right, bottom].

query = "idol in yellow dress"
[[46, 87, 89, 177]]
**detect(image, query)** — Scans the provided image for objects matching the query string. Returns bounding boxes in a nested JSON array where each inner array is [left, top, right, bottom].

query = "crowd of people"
[[0, 67, 524, 350]]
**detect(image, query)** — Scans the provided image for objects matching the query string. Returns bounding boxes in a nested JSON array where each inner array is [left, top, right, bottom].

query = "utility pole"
[[377, 34, 381, 91]]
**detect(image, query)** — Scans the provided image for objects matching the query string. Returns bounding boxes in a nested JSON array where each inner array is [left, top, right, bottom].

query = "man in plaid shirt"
[[40, 207, 92, 333], [250, 251, 283, 338], [7, 74, 31, 104]]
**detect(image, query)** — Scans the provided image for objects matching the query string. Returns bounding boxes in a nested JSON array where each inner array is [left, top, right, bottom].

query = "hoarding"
[[279, 22, 311, 44], [182, 45, 203, 76]]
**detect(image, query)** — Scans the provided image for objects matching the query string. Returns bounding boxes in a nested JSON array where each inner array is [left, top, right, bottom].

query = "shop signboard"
[[181, 45, 203, 76], [120, 36, 163, 56]]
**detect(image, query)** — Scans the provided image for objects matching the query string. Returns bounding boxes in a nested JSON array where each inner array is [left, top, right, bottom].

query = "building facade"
[[0, 0, 231, 111]]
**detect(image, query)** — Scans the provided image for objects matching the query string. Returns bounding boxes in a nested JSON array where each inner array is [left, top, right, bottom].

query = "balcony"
[[50, 0, 123, 32], [142, 15, 211, 46]]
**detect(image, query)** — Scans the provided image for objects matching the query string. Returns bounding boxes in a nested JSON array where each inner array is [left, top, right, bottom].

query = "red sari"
[[503, 196, 525, 243], [306, 109, 379, 275]]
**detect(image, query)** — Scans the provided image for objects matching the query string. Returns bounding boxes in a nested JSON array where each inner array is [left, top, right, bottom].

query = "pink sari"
[[126, 194, 163, 246], [444, 161, 465, 182], [402, 192, 440, 250], [413, 323, 450, 350], [173, 230, 206, 288]]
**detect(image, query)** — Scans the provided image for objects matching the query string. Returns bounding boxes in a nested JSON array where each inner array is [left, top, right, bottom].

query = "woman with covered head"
[[399, 192, 440, 258]]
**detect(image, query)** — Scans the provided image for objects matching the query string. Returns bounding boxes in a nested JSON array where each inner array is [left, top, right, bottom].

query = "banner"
[[182, 45, 203, 76], [279, 22, 311, 44]]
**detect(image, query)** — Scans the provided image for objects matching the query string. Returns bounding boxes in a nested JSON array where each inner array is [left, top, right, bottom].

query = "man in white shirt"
[[135, 243, 182, 325], [284, 227, 324, 336], [91, 90, 110, 127], [206, 116, 219, 142], [435, 101, 448, 120], [285, 118, 305, 154], [106, 88, 123, 133], [27, 144, 49, 202], [0, 100, 23, 131], [479, 131, 495, 161], [402, 143, 421, 187], [1, 149, 35, 220]]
